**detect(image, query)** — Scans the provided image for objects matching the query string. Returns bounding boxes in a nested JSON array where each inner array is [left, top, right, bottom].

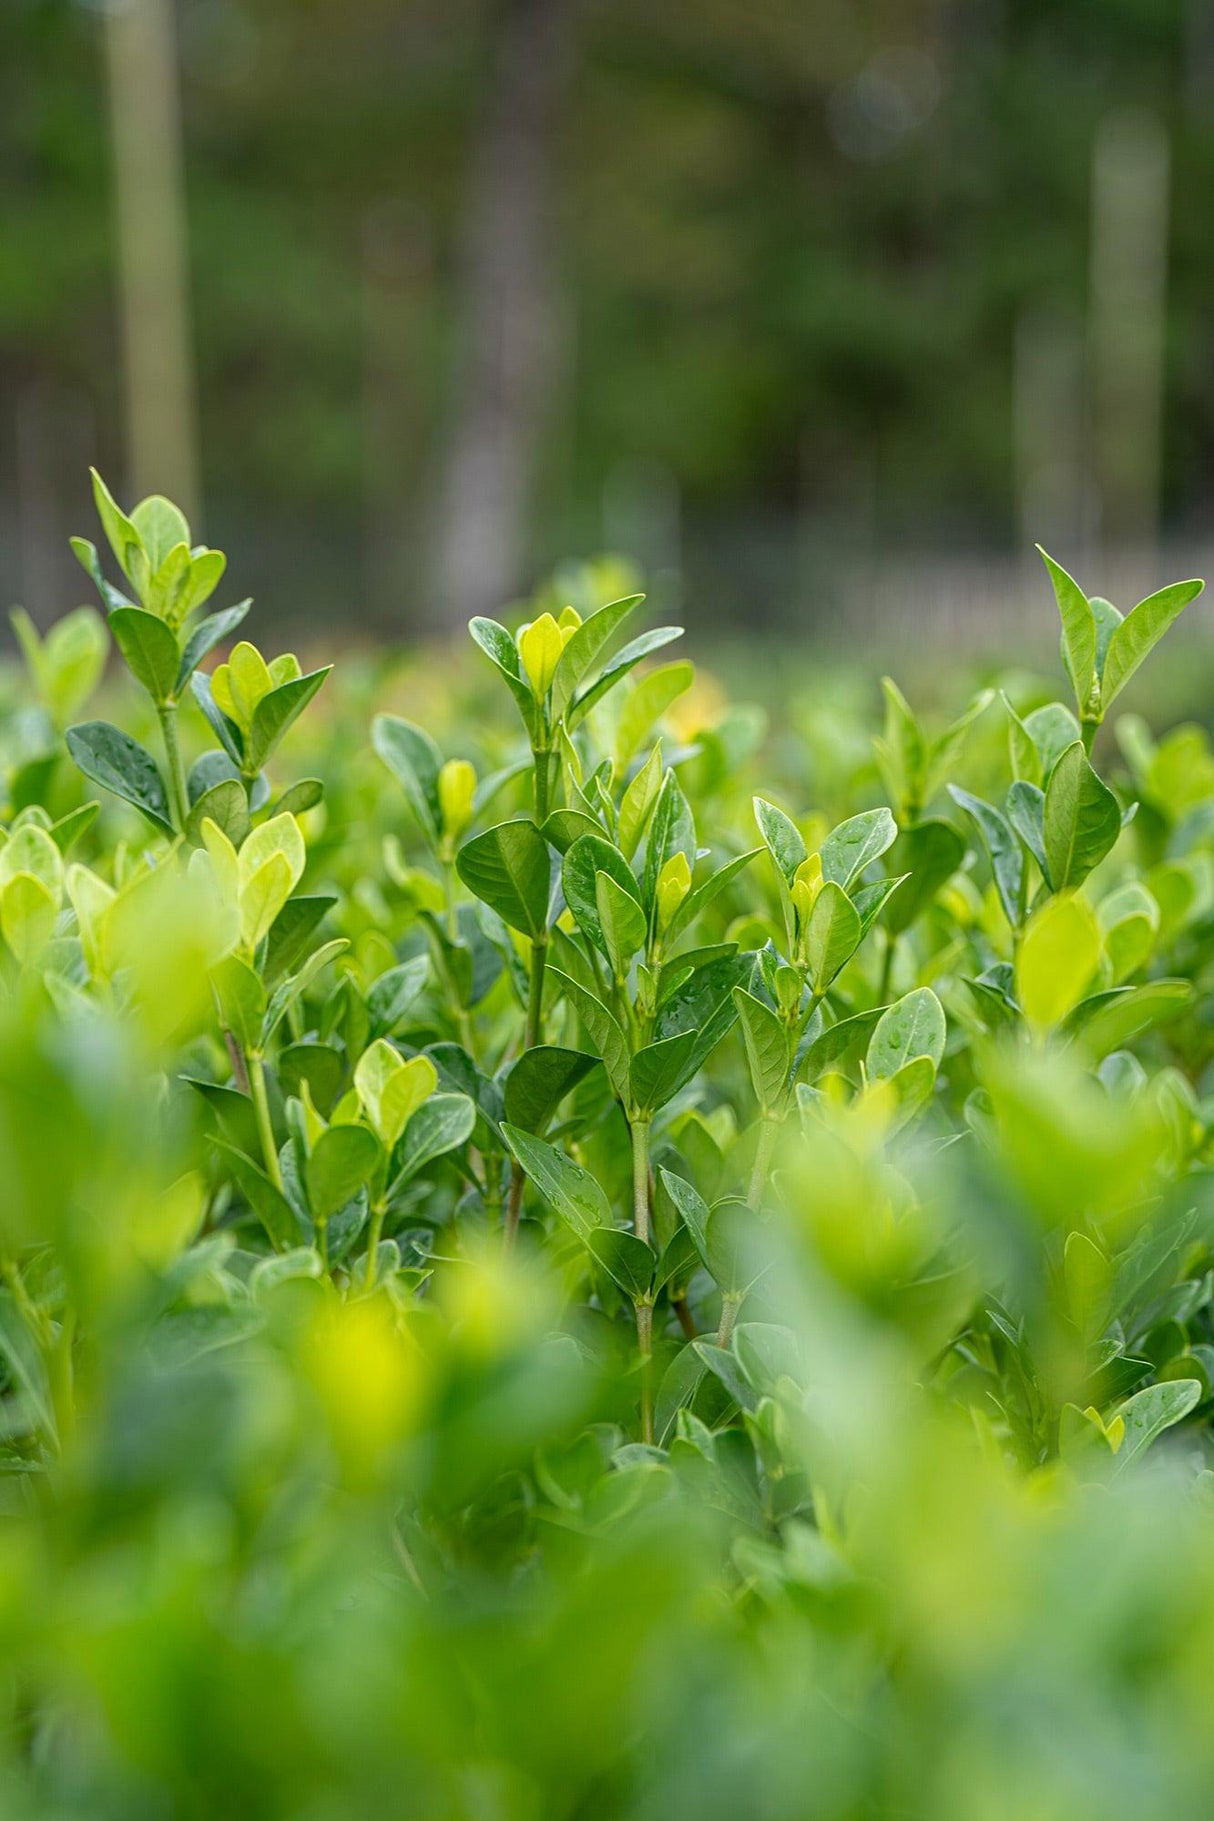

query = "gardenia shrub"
[[0, 471, 1211, 1818]]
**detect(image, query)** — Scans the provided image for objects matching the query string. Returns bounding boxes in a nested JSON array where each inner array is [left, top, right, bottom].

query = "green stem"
[[248, 1051, 283, 1192], [716, 1294, 741, 1348], [525, 933, 548, 1051], [1081, 716, 1099, 756], [878, 931, 896, 1003], [441, 856, 460, 943], [316, 1218, 330, 1275], [631, 1117, 651, 1245], [636, 1300, 654, 1445], [503, 1162, 525, 1253], [533, 745, 555, 824], [364, 1198, 387, 1289], [747, 1113, 780, 1212], [157, 698, 190, 833]]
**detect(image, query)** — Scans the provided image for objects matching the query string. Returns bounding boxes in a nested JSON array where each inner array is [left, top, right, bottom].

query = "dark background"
[[3, 0, 1213, 641]]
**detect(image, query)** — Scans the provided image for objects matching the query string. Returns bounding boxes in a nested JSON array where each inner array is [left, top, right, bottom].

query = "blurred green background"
[[3, 0, 1213, 639]]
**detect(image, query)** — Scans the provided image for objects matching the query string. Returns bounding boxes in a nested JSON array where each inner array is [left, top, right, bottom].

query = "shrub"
[[0, 476, 1210, 1816]]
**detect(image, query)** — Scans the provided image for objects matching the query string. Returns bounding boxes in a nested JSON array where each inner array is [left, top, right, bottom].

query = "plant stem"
[[672, 1296, 697, 1341], [636, 1300, 654, 1444], [157, 698, 190, 832], [442, 857, 460, 943], [747, 1113, 780, 1212], [716, 1294, 741, 1348], [533, 745, 554, 824], [364, 1198, 387, 1290], [878, 930, 896, 1003], [503, 1163, 525, 1253], [631, 1117, 651, 1245], [525, 933, 548, 1050], [248, 1051, 283, 1191], [1081, 717, 1099, 755]]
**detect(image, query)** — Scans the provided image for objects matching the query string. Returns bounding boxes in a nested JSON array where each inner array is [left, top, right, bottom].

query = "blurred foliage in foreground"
[[1, 481, 1214, 1816]]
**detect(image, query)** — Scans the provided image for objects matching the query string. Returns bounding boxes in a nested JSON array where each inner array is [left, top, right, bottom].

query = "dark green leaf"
[[65, 721, 174, 834], [108, 606, 180, 703], [1044, 742, 1121, 890], [457, 818, 552, 939], [500, 1123, 610, 1239]]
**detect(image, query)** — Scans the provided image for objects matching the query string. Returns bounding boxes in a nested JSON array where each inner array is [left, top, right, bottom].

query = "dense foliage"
[[1, 475, 1213, 1816]]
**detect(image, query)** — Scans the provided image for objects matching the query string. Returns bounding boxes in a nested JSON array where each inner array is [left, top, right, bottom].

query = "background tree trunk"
[[431, 0, 577, 631]]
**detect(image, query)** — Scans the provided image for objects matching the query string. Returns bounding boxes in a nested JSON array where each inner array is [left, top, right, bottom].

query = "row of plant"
[[0, 472, 1212, 1816]]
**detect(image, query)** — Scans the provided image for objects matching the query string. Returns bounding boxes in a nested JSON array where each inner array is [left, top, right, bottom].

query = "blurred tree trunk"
[[103, 0, 199, 521], [431, 0, 577, 631]]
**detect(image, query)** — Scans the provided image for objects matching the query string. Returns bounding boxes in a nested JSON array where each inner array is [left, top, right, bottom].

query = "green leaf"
[[1064, 1230, 1112, 1343], [190, 670, 244, 766], [820, 807, 897, 889], [457, 819, 552, 939], [186, 779, 250, 849], [1111, 1377, 1200, 1474], [1065, 978, 1192, 1061], [617, 743, 664, 860], [1043, 742, 1121, 890], [804, 882, 861, 994], [613, 661, 694, 770], [548, 968, 631, 1102], [215, 1140, 301, 1251], [65, 721, 174, 834], [48, 802, 100, 856], [90, 467, 143, 582], [468, 617, 538, 734], [1015, 893, 1102, 1031], [867, 1055, 937, 1133], [212, 954, 267, 1052], [307, 1124, 381, 1224], [246, 667, 331, 772], [0, 1290, 56, 1442], [500, 1124, 610, 1240], [802, 1006, 886, 1081], [503, 1046, 599, 1133], [389, 1092, 476, 1192], [587, 1228, 655, 1301], [562, 834, 640, 955], [107, 606, 181, 703], [366, 957, 430, 1038], [753, 796, 806, 883], [656, 1167, 711, 1262], [131, 494, 190, 570], [567, 626, 683, 729], [948, 785, 1023, 926], [262, 894, 336, 985], [629, 1031, 698, 1115], [263, 940, 348, 1044], [177, 601, 251, 693], [666, 848, 760, 943], [539, 809, 604, 854], [550, 592, 645, 715], [274, 778, 324, 820], [883, 819, 965, 935], [641, 771, 696, 908], [70, 537, 133, 615], [733, 986, 791, 1114], [1039, 546, 1097, 714], [596, 871, 647, 974], [866, 988, 946, 1081], [372, 715, 443, 844], [1006, 780, 1048, 876], [1101, 577, 1205, 709]]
